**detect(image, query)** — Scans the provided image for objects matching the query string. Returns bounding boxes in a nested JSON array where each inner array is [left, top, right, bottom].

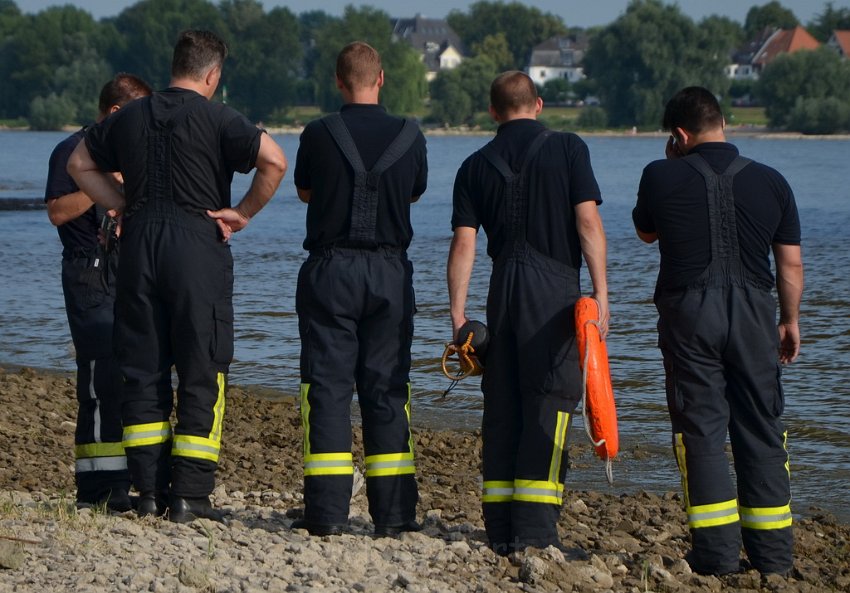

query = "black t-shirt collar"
[[341, 103, 387, 114]]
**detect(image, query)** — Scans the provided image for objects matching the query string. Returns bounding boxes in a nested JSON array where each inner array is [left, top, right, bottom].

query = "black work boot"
[[168, 496, 224, 524], [137, 492, 166, 518], [374, 520, 422, 537], [291, 518, 346, 536]]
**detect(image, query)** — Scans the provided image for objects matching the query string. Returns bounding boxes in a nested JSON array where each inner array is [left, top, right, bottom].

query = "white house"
[[527, 36, 587, 87]]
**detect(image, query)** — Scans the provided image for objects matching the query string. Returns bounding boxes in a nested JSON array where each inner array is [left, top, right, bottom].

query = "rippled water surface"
[[1, 130, 848, 519]]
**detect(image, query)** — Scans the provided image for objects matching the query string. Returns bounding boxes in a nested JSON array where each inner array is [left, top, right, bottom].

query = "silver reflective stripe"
[[366, 460, 415, 470], [173, 441, 219, 455], [124, 428, 171, 443], [741, 511, 792, 524], [306, 460, 353, 470], [75, 456, 128, 473], [483, 487, 514, 496], [514, 486, 559, 497], [690, 507, 739, 522]]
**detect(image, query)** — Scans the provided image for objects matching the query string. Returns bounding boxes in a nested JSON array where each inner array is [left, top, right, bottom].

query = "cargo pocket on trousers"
[[210, 300, 234, 365], [82, 259, 108, 308]]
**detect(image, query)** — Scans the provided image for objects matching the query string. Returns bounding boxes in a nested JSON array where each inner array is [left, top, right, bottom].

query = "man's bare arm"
[[447, 226, 477, 339], [46, 192, 94, 226], [636, 229, 657, 243], [67, 141, 125, 212], [575, 200, 609, 335], [207, 133, 287, 240], [773, 242, 803, 364]]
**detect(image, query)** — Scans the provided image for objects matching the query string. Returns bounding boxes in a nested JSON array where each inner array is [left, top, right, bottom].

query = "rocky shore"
[[0, 365, 848, 592]]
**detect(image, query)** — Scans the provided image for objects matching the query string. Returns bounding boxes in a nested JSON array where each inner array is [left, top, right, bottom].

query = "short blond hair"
[[336, 42, 382, 91]]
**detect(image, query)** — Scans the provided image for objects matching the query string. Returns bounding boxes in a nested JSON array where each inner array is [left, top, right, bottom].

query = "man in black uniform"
[[46, 73, 152, 512], [633, 87, 803, 575], [293, 41, 427, 536], [448, 71, 608, 554], [68, 30, 287, 522]]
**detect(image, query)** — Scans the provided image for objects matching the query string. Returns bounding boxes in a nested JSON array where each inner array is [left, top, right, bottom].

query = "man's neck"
[[168, 77, 210, 98]]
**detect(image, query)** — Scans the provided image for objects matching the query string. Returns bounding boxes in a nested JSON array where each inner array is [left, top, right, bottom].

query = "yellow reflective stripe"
[[740, 504, 793, 530], [209, 372, 226, 441], [365, 452, 415, 477], [304, 452, 354, 476], [688, 499, 740, 528], [513, 479, 564, 505], [172, 435, 221, 462], [783, 431, 789, 474], [548, 411, 569, 483], [75, 442, 125, 459], [301, 383, 311, 458], [123, 422, 172, 448], [674, 433, 690, 509], [482, 480, 514, 503], [405, 382, 415, 458]]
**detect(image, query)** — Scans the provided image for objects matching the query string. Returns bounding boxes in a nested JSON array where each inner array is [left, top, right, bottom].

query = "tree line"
[[1, 0, 850, 133]]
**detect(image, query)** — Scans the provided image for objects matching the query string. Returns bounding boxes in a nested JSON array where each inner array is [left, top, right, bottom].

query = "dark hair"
[[336, 42, 382, 91], [490, 71, 538, 118], [98, 73, 152, 115], [662, 86, 724, 134], [171, 30, 227, 80]]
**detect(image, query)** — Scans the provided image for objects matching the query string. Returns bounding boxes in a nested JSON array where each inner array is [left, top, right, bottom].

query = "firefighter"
[[45, 74, 152, 512], [633, 86, 802, 575], [293, 42, 427, 536], [68, 30, 287, 522], [447, 71, 608, 554]]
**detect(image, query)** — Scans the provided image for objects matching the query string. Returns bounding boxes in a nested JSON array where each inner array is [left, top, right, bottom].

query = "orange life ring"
[[575, 296, 619, 467]]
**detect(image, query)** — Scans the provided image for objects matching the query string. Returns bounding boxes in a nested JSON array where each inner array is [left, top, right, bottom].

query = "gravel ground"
[[1, 365, 848, 592]]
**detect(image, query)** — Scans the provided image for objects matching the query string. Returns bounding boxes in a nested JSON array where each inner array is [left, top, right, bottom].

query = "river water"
[[1, 130, 848, 520]]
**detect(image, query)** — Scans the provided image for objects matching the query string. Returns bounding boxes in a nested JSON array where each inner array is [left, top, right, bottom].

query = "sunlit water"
[[1, 130, 848, 520]]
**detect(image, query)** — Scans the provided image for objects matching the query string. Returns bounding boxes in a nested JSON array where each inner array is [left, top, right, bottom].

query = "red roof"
[[753, 26, 820, 67], [832, 30, 850, 57]]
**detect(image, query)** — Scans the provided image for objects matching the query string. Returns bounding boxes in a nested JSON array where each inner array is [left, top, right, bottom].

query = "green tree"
[[807, 2, 850, 42], [110, 0, 227, 90], [29, 92, 77, 130], [786, 96, 850, 134], [540, 78, 571, 105], [471, 33, 514, 72], [583, 0, 730, 128], [575, 106, 608, 130], [755, 46, 850, 129], [218, 1, 301, 121], [312, 6, 426, 114], [429, 71, 472, 126], [429, 55, 498, 125], [698, 15, 745, 57], [447, 1, 566, 70], [0, 6, 115, 122], [744, 1, 799, 39]]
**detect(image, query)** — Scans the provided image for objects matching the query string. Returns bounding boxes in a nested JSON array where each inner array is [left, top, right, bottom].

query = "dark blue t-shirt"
[[44, 128, 100, 256]]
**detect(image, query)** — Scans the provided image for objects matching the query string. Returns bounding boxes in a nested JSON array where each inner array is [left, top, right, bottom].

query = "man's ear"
[[488, 105, 500, 123], [376, 69, 384, 89], [335, 74, 345, 91], [535, 96, 543, 114]]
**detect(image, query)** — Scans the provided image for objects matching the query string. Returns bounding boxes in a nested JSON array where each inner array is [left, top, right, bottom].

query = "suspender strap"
[[683, 153, 752, 263], [323, 114, 420, 245], [478, 130, 553, 242]]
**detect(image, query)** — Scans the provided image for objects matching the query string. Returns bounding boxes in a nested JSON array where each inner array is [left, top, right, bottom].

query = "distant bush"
[[29, 94, 77, 131], [786, 97, 850, 135], [575, 106, 608, 130]]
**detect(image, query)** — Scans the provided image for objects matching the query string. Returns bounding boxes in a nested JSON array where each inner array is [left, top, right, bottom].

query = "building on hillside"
[[526, 35, 588, 87], [827, 30, 850, 59], [726, 25, 820, 80], [392, 14, 465, 81]]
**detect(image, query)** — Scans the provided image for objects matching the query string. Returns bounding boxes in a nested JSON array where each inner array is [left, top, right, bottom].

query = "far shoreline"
[[2, 124, 850, 141]]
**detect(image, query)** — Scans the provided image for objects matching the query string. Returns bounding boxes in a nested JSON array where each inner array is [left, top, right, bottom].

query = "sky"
[[13, 0, 850, 28]]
